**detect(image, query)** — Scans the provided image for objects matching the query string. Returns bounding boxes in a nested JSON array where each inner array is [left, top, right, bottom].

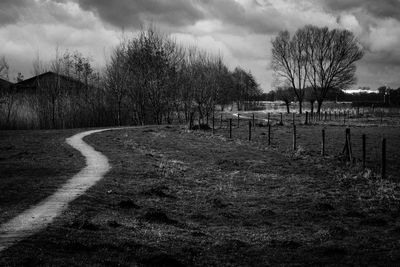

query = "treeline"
[[0, 27, 262, 129], [104, 28, 261, 126], [263, 86, 400, 113], [347, 87, 400, 107]]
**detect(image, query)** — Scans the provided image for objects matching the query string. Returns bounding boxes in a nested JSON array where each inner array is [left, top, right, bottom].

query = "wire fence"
[[193, 110, 400, 180]]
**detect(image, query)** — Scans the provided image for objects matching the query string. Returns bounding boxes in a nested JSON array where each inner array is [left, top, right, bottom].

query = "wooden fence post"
[[189, 112, 193, 130], [382, 138, 386, 179], [293, 125, 297, 151], [267, 113, 270, 125], [252, 113, 255, 128], [198, 114, 201, 128], [362, 134, 366, 169], [248, 121, 252, 141], [229, 119, 232, 139], [321, 129, 325, 156], [268, 124, 271, 146], [342, 128, 353, 162], [212, 112, 215, 134], [305, 111, 309, 125], [280, 113, 283, 125]]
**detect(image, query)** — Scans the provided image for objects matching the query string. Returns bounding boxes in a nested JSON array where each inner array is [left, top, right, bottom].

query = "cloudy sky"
[[1, 0, 400, 91]]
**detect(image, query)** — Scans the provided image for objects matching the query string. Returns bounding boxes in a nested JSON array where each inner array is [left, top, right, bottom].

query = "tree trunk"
[[298, 100, 303, 114], [317, 100, 323, 113], [117, 100, 122, 126], [285, 101, 290, 114], [310, 101, 315, 115]]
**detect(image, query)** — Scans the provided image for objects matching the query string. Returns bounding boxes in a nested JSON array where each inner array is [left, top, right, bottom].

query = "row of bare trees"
[[0, 27, 261, 129], [30, 50, 106, 129], [272, 25, 364, 114], [104, 27, 261, 126]]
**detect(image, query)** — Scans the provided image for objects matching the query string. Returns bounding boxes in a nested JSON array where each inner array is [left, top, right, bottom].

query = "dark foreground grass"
[[1, 125, 400, 266], [0, 129, 84, 225]]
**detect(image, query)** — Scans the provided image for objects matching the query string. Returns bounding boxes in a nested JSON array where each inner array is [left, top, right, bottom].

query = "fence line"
[[192, 110, 397, 180]]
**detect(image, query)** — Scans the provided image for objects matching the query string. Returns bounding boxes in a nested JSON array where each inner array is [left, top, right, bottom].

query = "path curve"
[[0, 128, 114, 252]]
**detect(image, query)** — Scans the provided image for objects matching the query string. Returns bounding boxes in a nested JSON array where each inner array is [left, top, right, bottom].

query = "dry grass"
[[1, 125, 400, 265]]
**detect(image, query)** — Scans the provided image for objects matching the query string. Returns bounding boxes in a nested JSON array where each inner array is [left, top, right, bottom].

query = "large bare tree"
[[272, 30, 308, 114], [272, 25, 364, 113], [303, 25, 364, 112]]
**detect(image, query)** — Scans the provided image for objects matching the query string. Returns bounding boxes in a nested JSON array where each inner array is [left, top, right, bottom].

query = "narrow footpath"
[[0, 129, 112, 252]]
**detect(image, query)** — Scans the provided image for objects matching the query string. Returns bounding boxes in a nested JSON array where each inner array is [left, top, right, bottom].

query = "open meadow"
[[1, 113, 400, 265]]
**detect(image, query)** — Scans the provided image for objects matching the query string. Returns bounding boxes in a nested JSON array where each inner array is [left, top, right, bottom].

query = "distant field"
[[1, 125, 400, 265]]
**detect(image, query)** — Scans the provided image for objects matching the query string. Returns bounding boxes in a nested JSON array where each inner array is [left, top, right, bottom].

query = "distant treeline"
[[260, 86, 400, 112], [0, 27, 262, 129]]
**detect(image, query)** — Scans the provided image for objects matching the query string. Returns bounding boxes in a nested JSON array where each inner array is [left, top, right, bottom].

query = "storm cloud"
[[70, 0, 205, 28], [1, 0, 400, 90], [322, 0, 400, 20]]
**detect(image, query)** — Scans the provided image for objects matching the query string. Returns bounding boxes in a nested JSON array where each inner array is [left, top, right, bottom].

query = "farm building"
[[0, 71, 95, 129], [14, 71, 86, 94]]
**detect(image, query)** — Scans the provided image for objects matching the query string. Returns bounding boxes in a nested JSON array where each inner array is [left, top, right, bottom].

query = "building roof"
[[15, 71, 81, 87], [0, 77, 13, 90], [13, 71, 87, 94]]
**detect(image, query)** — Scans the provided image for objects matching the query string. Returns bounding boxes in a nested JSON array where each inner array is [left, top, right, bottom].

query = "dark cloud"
[[0, 0, 29, 25], [70, 0, 205, 28], [68, 0, 282, 34], [197, 0, 283, 34], [322, 0, 400, 20]]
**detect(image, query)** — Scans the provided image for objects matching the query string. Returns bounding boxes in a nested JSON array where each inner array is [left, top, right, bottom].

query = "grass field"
[[1, 123, 400, 266], [216, 111, 400, 179]]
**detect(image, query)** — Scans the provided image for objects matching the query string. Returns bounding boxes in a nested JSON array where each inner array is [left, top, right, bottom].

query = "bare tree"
[[105, 42, 130, 125], [303, 25, 364, 112], [276, 86, 294, 113], [272, 30, 307, 113], [272, 26, 363, 113], [232, 67, 261, 111], [304, 86, 316, 114]]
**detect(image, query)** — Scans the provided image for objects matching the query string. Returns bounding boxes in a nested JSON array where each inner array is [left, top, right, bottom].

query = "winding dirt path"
[[0, 128, 113, 252]]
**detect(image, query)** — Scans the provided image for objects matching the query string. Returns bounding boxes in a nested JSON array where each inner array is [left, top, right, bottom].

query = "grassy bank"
[[1, 125, 400, 265]]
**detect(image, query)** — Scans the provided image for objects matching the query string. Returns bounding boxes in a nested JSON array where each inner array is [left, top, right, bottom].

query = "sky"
[[1, 0, 400, 92]]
